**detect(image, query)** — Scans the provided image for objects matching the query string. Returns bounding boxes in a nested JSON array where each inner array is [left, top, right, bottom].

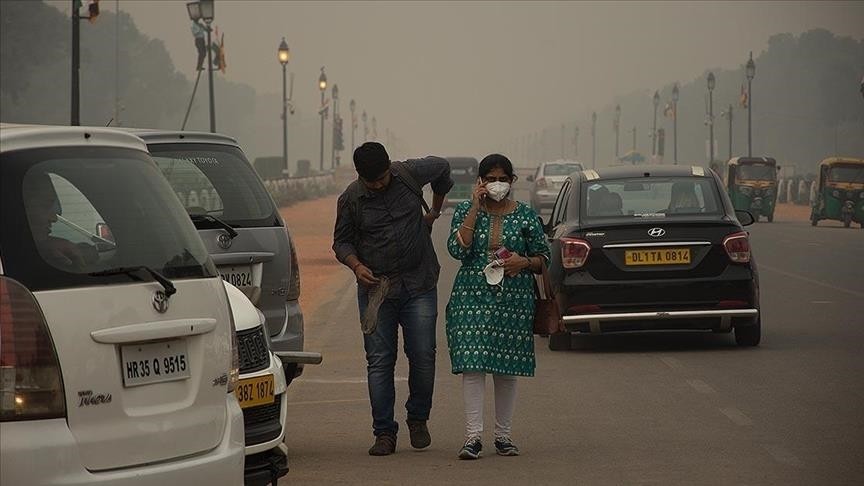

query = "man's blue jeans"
[[358, 284, 437, 437]]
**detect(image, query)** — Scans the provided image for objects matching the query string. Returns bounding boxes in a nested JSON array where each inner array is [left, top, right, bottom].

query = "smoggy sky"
[[49, 1, 863, 156]]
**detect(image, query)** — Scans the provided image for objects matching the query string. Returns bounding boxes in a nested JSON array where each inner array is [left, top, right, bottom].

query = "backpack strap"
[[391, 161, 431, 214]]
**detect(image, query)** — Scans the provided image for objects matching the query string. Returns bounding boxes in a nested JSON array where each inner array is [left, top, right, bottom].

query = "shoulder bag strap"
[[391, 161, 431, 214]]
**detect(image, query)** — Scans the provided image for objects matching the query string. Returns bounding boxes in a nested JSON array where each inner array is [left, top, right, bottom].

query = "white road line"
[[763, 444, 802, 467], [287, 398, 368, 406], [658, 356, 683, 370], [758, 264, 864, 298], [686, 379, 717, 394], [720, 407, 753, 426], [298, 377, 408, 384]]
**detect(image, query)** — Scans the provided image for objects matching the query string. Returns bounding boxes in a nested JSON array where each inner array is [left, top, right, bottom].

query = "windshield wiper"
[[89, 266, 177, 297], [189, 214, 238, 239]]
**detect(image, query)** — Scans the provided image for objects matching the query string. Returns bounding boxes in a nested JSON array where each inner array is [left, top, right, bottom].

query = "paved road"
[[281, 193, 864, 485]]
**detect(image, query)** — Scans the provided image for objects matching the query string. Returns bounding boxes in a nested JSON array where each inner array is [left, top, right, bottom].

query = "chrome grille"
[[237, 326, 270, 374]]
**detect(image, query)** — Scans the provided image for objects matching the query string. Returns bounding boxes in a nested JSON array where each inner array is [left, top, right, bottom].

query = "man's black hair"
[[354, 142, 391, 180]]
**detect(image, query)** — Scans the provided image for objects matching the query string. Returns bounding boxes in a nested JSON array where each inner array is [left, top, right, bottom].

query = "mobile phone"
[[494, 247, 512, 260]]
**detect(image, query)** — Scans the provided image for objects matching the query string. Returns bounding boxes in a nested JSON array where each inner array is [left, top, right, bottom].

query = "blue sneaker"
[[458, 437, 482, 460], [494, 436, 520, 456]]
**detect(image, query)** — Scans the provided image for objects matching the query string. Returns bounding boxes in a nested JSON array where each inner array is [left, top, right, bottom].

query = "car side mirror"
[[735, 210, 755, 226], [526, 175, 534, 182]]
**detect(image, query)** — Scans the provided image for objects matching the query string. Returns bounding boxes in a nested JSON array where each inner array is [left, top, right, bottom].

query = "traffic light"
[[657, 128, 665, 157]]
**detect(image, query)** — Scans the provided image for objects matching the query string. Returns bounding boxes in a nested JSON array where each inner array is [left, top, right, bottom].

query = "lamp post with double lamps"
[[707, 72, 716, 166], [318, 67, 328, 172], [652, 91, 660, 157], [746, 52, 756, 156], [671, 83, 679, 164], [349, 99, 356, 154], [277, 38, 290, 173], [186, 0, 215, 132]]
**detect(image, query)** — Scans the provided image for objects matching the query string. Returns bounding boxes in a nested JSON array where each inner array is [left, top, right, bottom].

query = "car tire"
[[548, 331, 572, 351], [767, 213, 774, 223], [810, 217, 818, 227], [734, 320, 761, 347]]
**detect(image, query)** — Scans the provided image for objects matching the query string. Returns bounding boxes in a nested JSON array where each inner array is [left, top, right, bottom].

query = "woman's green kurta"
[[445, 200, 550, 377]]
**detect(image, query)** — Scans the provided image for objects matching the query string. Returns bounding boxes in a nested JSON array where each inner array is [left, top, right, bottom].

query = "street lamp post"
[[591, 111, 597, 169], [318, 67, 327, 172], [746, 51, 756, 157], [652, 91, 660, 157], [278, 37, 290, 174], [707, 72, 716, 166], [671, 83, 679, 164], [362, 110, 368, 142], [331, 84, 339, 169], [187, 0, 215, 132], [614, 104, 621, 159], [349, 99, 356, 154], [725, 104, 734, 161], [631, 126, 637, 152]]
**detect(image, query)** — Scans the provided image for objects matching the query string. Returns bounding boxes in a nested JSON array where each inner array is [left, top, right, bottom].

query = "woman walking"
[[445, 154, 550, 459]]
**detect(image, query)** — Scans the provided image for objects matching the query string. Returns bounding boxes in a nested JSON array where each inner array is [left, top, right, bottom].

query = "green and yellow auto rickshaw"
[[810, 157, 864, 229], [444, 157, 478, 209], [726, 157, 780, 222]]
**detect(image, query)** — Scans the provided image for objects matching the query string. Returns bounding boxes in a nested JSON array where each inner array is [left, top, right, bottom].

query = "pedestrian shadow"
[[545, 331, 743, 354]]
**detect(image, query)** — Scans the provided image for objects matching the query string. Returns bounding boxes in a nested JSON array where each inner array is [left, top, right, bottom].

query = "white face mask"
[[483, 261, 504, 286], [486, 181, 511, 202]]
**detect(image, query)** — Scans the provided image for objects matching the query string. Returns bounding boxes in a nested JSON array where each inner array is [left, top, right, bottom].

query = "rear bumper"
[[0, 398, 244, 486], [244, 444, 289, 486], [562, 308, 759, 334], [532, 191, 558, 208]]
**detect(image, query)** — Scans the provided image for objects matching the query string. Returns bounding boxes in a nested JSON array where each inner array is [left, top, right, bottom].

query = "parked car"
[[544, 165, 760, 350], [121, 129, 318, 386], [444, 156, 478, 209], [222, 282, 289, 485], [528, 160, 583, 211], [0, 124, 244, 485]]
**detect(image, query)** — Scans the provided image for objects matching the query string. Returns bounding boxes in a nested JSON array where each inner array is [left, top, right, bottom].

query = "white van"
[[0, 124, 244, 485]]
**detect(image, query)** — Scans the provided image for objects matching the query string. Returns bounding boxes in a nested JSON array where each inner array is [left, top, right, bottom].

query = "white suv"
[[0, 124, 244, 485]]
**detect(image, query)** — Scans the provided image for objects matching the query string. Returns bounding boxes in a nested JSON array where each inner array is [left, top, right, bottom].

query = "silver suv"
[[126, 130, 314, 385]]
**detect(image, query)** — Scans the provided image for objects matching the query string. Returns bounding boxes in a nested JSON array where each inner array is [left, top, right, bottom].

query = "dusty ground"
[[279, 195, 344, 313], [773, 202, 811, 222]]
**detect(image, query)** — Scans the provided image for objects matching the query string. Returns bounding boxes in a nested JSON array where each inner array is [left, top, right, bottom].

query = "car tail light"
[[0, 277, 66, 421], [561, 237, 591, 268], [536, 178, 548, 189], [286, 231, 301, 301], [723, 232, 751, 263]]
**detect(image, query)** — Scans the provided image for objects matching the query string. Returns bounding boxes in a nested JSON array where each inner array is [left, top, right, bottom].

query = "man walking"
[[333, 142, 452, 456]]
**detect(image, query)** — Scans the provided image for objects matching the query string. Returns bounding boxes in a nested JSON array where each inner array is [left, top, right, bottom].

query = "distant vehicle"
[[544, 165, 760, 350], [444, 157, 478, 208], [0, 124, 244, 485], [725, 157, 780, 222], [527, 160, 583, 211], [810, 157, 864, 229]]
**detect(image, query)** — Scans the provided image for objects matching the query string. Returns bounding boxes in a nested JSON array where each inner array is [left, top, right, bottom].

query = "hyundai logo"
[[152, 290, 169, 313], [217, 232, 233, 250], [648, 227, 666, 238]]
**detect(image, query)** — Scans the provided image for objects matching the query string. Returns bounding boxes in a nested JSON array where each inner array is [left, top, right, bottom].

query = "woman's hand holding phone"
[[471, 178, 488, 209]]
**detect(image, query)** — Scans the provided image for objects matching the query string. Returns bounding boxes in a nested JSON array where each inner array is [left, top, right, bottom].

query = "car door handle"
[[90, 318, 218, 344]]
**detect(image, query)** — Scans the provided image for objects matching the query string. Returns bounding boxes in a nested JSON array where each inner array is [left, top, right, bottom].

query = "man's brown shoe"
[[406, 420, 431, 449], [368, 433, 397, 456]]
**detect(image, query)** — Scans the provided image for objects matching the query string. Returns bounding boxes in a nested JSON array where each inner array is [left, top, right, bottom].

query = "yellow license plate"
[[625, 248, 691, 266], [235, 374, 275, 409]]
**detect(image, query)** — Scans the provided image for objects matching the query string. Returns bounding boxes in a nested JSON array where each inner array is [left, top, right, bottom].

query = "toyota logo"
[[152, 290, 169, 313], [217, 232, 233, 250], [648, 227, 666, 238]]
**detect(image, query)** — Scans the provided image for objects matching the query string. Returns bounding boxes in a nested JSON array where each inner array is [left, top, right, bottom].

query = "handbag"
[[532, 263, 562, 335]]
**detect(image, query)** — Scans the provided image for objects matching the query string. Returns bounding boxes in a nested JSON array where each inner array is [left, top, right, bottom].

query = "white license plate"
[[220, 265, 253, 287], [121, 339, 191, 387]]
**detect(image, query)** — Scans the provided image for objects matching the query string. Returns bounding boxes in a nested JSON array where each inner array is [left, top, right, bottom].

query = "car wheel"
[[734, 320, 761, 347], [548, 331, 572, 351], [810, 217, 818, 227], [767, 213, 774, 223], [843, 214, 852, 228]]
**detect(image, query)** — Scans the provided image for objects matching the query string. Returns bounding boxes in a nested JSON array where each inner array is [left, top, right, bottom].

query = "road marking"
[[287, 398, 368, 406], [720, 407, 753, 426], [686, 379, 716, 394], [759, 264, 864, 298], [298, 377, 408, 384], [658, 356, 683, 370], [763, 444, 802, 467]]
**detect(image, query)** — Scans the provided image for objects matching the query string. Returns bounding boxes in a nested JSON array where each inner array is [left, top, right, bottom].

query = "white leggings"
[[462, 372, 517, 440]]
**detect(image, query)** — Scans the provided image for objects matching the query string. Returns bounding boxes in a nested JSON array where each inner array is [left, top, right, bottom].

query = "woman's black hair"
[[478, 153, 515, 179]]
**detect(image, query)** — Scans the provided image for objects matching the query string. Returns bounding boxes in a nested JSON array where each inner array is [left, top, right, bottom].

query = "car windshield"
[[582, 177, 723, 219], [0, 146, 216, 291], [149, 143, 279, 227], [544, 163, 582, 176], [737, 163, 776, 181], [828, 165, 864, 184]]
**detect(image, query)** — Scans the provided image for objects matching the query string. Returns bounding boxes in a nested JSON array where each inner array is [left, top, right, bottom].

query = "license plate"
[[121, 339, 190, 387], [625, 248, 691, 266], [220, 265, 253, 287], [235, 374, 275, 409]]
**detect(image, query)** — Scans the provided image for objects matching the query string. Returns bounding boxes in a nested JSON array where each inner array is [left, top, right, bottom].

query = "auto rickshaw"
[[444, 157, 478, 209], [810, 157, 864, 228], [726, 157, 780, 222]]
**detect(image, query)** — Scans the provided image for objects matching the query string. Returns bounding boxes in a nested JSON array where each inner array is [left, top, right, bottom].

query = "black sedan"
[[544, 165, 760, 350]]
